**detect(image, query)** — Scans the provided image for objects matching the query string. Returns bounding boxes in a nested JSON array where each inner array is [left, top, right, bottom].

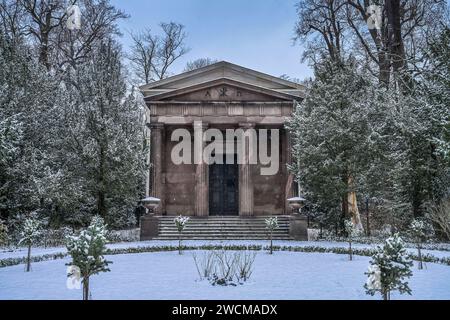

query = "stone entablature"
[[149, 102, 293, 118]]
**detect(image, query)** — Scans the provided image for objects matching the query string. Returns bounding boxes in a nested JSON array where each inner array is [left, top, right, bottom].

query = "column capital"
[[148, 123, 164, 130], [238, 122, 255, 129], [193, 121, 209, 130]]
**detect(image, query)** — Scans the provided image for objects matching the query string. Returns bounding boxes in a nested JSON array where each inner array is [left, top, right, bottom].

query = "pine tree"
[[265, 217, 279, 254], [286, 60, 375, 232], [344, 219, 360, 261], [0, 219, 8, 246], [365, 233, 413, 300], [18, 215, 42, 272], [61, 39, 146, 228], [174, 215, 189, 255], [408, 219, 434, 270], [66, 216, 111, 300]]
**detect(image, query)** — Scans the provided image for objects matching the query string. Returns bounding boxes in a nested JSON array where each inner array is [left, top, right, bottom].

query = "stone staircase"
[[153, 216, 291, 240]]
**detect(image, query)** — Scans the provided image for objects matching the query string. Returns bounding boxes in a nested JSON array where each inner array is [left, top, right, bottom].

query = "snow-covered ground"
[[2, 240, 450, 260], [1, 250, 449, 300]]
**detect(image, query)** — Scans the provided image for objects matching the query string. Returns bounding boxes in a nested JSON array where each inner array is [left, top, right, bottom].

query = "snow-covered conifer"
[[265, 217, 279, 254], [344, 219, 360, 261], [18, 215, 42, 272], [0, 219, 8, 247], [409, 219, 434, 269], [66, 216, 111, 300], [174, 215, 189, 255], [365, 233, 413, 300]]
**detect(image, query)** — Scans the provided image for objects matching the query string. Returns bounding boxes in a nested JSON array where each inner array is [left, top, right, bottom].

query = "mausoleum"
[[139, 61, 307, 240]]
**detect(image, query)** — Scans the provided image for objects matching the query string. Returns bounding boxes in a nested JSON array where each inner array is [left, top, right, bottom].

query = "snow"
[[1, 250, 449, 300]]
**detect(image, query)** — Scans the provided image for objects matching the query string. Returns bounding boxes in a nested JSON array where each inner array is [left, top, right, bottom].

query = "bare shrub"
[[192, 250, 257, 286], [193, 251, 215, 280], [427, 199, 450, 241], [235, 251, 257, 282]]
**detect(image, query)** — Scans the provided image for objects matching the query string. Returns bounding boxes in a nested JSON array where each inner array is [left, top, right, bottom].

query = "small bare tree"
[[427, 199, 450, 241], [4, 0, 127, 70], [128, 28, 158, 84], [184, 58, 218, 72], [129, 22, 189, 84]]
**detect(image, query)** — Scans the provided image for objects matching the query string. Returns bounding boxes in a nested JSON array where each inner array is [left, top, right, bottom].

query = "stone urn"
[[141, 197, 161, 215], [287, 196, 306, 215]]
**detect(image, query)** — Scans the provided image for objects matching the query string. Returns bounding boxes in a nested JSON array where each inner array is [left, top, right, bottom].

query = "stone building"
[[139, 62, 306, 239]]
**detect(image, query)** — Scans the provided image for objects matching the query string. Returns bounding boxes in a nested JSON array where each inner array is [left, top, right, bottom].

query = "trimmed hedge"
[[1, 244, 450, 268]]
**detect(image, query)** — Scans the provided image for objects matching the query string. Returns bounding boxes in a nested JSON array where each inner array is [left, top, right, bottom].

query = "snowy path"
[[0, 250, 449, 300], [1, 240, 450, 261]]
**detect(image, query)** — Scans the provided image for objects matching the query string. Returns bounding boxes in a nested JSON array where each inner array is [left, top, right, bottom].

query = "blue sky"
[[110, 0, 313, 80]]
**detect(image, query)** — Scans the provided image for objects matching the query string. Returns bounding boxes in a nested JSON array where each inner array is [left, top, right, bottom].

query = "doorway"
[[209, 159, 238, 216]]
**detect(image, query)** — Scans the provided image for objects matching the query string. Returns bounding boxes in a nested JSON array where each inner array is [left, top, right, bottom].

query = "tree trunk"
[[26, 244, 31, 272], [417, 244, 423, 270], [97, 144, 107, 219], [378, 52, 391, 87], [178, 232, 182, 255], [39, 31, 50, 70], [386, 0, 408, 89], [270, 232, 273, 255], [83, 277, 90, 300], [349, 241, 353, 261], [365, 198, 371, 236], [347, 177, 364, 231], [382, 289, 390, 301]]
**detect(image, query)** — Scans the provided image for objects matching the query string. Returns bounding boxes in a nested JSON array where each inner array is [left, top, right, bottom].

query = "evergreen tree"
[[286, 60, 375, 232], [408, 219, 434, 270], [66, 216, 111, 300], [174, 215, 189, 255], [344, 219, 360, 261], [18, 215, 42, 272], [61, 39, 146, 228], [265, 217, 279, 255], [365, 233, 413, 300], [0, 219, 8, 246]]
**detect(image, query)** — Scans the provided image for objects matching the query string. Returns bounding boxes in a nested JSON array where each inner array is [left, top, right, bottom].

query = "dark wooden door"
[[209, 162, 238, 215]]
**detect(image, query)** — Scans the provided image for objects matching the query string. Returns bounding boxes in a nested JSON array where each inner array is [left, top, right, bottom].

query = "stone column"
[[239, 123, 255, 216], [194, 122, 209, 216], [150, 123, 165, 214]]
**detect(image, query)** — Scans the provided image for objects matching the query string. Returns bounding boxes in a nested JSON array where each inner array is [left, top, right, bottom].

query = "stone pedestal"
[[289, 215, 308, 241], [140, 216, 160, 240]]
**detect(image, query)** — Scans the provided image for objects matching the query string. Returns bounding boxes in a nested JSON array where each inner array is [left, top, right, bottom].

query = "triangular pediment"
[[146, 79, 295, 102], [140, 61, 305, 102]]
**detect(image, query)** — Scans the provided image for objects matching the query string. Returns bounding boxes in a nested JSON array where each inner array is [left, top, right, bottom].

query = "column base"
[[289, 215, 308, 241], [140, 216, 159, 240]]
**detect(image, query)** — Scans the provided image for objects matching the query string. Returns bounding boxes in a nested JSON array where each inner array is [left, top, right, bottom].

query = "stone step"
[[152, 216, 292, 240], [154, 235, 290, 240], [160, 228, 288, 230], [155, 235, 290, 238], [159, 230, 289, 234], [159, 222, 289, 228], [157, 216, 290, 220], [157, 230, 288, 233]]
